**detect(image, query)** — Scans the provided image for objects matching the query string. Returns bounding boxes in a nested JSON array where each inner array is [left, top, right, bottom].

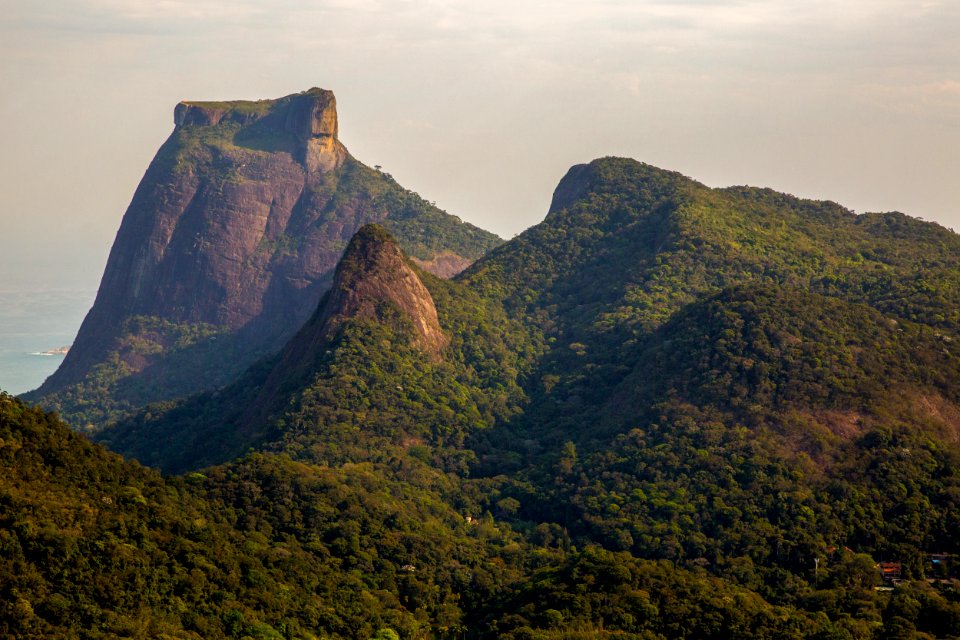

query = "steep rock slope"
[[26, 88, 501, 429], [277, 223, 448, 365], [250, 224, 447, 422]]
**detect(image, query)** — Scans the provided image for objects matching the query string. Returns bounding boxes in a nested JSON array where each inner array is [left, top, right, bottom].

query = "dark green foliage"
[[462, 159, 960, 435], [1, 394, 848, 640], [0, 394, 530, 639], [463, 158, 960, 635], [0, 394, 327, 639], [13, 156, 960, 638], [490, 546, 845, 639], [616, 285, 960, 419], [34, 316, 258, 432]]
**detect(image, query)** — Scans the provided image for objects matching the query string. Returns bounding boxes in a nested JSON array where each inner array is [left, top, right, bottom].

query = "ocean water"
[[0, 289, 96, 395]]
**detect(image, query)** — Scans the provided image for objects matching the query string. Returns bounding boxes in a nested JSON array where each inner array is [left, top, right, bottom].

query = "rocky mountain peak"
[[547, 161, 596, 215], [236, 224, 447, 435], [547, 157, 696, 217], [28, 89, 501, 428], [174, 88, 345, 172], [313, 224, 446, 358], [282, 88, 343, 173], [282, 88, 338, 142], [173, 102, 229, 127], [250, 224, 447, 418]]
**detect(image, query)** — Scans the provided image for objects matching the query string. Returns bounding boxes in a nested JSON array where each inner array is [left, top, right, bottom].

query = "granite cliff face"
[[28, 88, 501, 428]]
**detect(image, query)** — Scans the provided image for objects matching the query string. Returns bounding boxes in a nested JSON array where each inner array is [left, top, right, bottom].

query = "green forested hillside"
[[489, 284, 960, 583], [12, 157, 960, 638], [0, 394, 332, 639], [0, 394, 534, 638], [10, 393, 960, 638], [461, 159, 960, 430], [4, 394, 875, 640]]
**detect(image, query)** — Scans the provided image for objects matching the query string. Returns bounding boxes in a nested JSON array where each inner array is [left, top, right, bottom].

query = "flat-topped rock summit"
[[174, 88, 345, 173], [27, 88, 501, 428]]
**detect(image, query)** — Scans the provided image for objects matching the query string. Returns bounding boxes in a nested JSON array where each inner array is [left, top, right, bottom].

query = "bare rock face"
[[174, 103, 228, 127], [281, 89, 345, 173], [411, 251, 475, 278], [242, 224, 445, 431], [547, 162, 596, 215], [304, 224, 446, 358], [28, 88, 500, 427], [176, 89, 346, 173]]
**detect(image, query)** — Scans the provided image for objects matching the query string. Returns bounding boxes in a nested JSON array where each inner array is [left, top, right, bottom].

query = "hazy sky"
[[2, 0, 958, 292]]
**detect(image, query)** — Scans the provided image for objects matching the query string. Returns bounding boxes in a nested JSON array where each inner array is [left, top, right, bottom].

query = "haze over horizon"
[[2, 0, 958, 292]]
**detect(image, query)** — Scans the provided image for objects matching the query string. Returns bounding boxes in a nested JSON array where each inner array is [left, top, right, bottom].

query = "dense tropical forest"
[[8, 157, 960, 638]]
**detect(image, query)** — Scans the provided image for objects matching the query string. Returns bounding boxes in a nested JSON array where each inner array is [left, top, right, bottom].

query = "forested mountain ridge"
[[464, 157, 960, 332], [11, 155, 960, 638], [24, 88, 502, 431], [460, 157, 960, 440]]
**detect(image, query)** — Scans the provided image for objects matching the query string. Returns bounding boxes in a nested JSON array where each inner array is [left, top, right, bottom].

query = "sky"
[[1, 0, 959, 293]]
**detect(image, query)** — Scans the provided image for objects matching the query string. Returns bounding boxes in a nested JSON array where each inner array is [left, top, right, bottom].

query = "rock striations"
[[26, 88, 501, 428]]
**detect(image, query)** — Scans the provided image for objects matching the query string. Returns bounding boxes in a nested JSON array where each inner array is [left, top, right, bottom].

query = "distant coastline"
[[32, 346, 70, 356], [0, 289, 92, 395]]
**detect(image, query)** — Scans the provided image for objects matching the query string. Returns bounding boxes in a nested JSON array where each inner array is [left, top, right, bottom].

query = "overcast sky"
[[2, 0, 958, 292]]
